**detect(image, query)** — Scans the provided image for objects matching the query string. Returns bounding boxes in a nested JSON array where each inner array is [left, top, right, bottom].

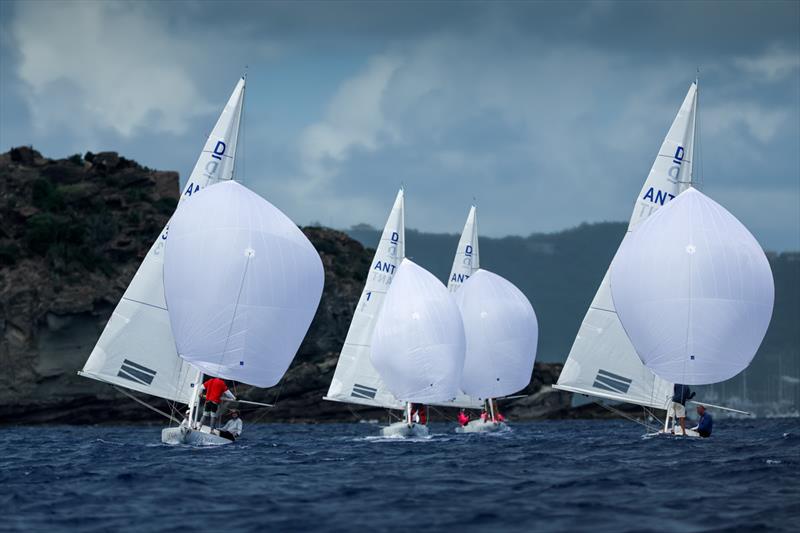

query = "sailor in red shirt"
[[198, 377, 236, 431]]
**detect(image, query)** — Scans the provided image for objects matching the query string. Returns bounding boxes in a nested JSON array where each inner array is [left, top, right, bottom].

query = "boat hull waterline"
[[161, 426, 233, 446], [455, 420, 509, 434], [380, 422, 430, 438]]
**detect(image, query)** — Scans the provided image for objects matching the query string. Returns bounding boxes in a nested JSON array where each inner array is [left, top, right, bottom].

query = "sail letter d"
[[212, 141, 226, 160]]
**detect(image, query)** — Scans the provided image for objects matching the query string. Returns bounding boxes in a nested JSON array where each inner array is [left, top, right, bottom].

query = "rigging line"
[[217, 253, 252, 369], [112, 386, 182, 424], [428, 405, 458, 424], [591, 400, 659, 433]]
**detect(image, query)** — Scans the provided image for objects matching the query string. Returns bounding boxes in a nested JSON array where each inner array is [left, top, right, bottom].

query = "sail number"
[[183, 140, 228, 198]]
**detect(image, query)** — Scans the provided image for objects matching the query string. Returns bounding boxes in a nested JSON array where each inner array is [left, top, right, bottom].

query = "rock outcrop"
[[0, 148, 572, 425]]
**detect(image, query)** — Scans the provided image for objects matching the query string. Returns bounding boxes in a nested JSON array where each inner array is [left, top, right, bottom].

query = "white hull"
[[380, 422, 430, 438], [645, 428, 702, 439], [161, 425, 233, 446], [455, 419, 508, 433]]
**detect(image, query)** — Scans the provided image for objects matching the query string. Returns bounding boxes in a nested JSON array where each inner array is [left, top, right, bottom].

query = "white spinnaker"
[[324, 190, 405, 409], [456, 270, 538, 399], [611, 188, 774, 385], [80, 78, 246, 403], [371, 259, 466, 403], [433, 206, 483, 408], [555, 82, 697, 410], [163, 181, 324, 388]]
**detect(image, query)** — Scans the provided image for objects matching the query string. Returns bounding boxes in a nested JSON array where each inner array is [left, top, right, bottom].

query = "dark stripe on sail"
[[593, 372, 631, 394], [351, 384, 377, 399], [592, 380, 620, 394], [122, 359, 157, 376], [117, 368, 149, 385], [117, 359, 156, 385], [597, 369, 632, 385]]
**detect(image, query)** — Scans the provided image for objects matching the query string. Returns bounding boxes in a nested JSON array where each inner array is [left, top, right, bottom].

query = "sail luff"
[[80, 78, 247, 403], [556, 82, 699, 410]]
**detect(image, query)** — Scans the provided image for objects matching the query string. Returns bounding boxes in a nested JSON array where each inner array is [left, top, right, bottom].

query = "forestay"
[[555, 82, 697, 410], [163, 181, 324, 388], [456, 269, 538, 400], [610, 188, 774, 385], [80, 78, 246, 403], [324, 190, 406, 410], [371, 259, 466, 403]]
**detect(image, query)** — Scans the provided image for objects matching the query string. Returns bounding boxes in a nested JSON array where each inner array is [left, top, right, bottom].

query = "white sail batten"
[[371, 259, 466, 403], [456, 269, 538, 400], [80, 78, 247, 403], [556, 82, 698, 410], [324, 190, 406, 409], [163, 181, 324, 388], [610, 188, 774, 385]]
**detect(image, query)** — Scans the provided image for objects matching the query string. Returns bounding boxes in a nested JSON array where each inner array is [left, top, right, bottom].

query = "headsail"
[[555, 82, 697, 410], [79, 78, 246, 403], [163, 181, 324, 387], [324, 190, 406, 409], [371, 259, 466, 403]]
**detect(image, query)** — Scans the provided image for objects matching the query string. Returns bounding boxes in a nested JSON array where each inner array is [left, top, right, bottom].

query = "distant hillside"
[[345, 220, 800, 412]]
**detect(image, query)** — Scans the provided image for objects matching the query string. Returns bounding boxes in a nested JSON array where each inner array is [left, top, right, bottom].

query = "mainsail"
[[163, 181, 324, 388], [324, 190, 406, 409], [456, 269, 538, 400], [371, 259, 466, 403], [610, 188, 774, 385], [448, 205, 480, 292], [80, 78, 246, 403], [555, 82, 698, 410]]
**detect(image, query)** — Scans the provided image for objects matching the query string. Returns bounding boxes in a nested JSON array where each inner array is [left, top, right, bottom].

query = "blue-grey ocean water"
[[1, 419, 798, 532]]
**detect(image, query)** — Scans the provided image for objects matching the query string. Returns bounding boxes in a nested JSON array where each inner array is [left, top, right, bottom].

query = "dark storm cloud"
[[1, 0, 798, 249]]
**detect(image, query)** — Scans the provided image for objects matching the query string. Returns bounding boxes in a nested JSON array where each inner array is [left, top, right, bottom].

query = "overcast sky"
[[1, 1, 798, 250]]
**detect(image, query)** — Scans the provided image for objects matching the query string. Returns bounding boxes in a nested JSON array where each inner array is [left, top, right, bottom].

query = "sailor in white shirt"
[[218, 409, 243, 441]]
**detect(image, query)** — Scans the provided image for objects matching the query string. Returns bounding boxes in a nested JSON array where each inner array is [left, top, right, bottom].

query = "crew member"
[[411, 404, 428, 425], [218, 409, 243, 441], [198, 376, 236, 431], [670, 383, 695, 436], [693, 405, 713, 438], [457, 409, 470, 427]]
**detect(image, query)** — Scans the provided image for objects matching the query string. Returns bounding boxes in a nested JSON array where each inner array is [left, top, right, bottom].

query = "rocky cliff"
[[0, 148, 575, 425]]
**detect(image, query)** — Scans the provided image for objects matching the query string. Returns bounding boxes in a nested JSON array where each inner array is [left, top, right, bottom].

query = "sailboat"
[[428, 206, 485, 413], [610, 187, 774, 436], [323, 190, 406, 412], [455, 269, 538, 433], [371, 258, 467, 437], [80, 78, 247, 435], [553, 81, 699, 421], [161, 180, 324, 444]]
